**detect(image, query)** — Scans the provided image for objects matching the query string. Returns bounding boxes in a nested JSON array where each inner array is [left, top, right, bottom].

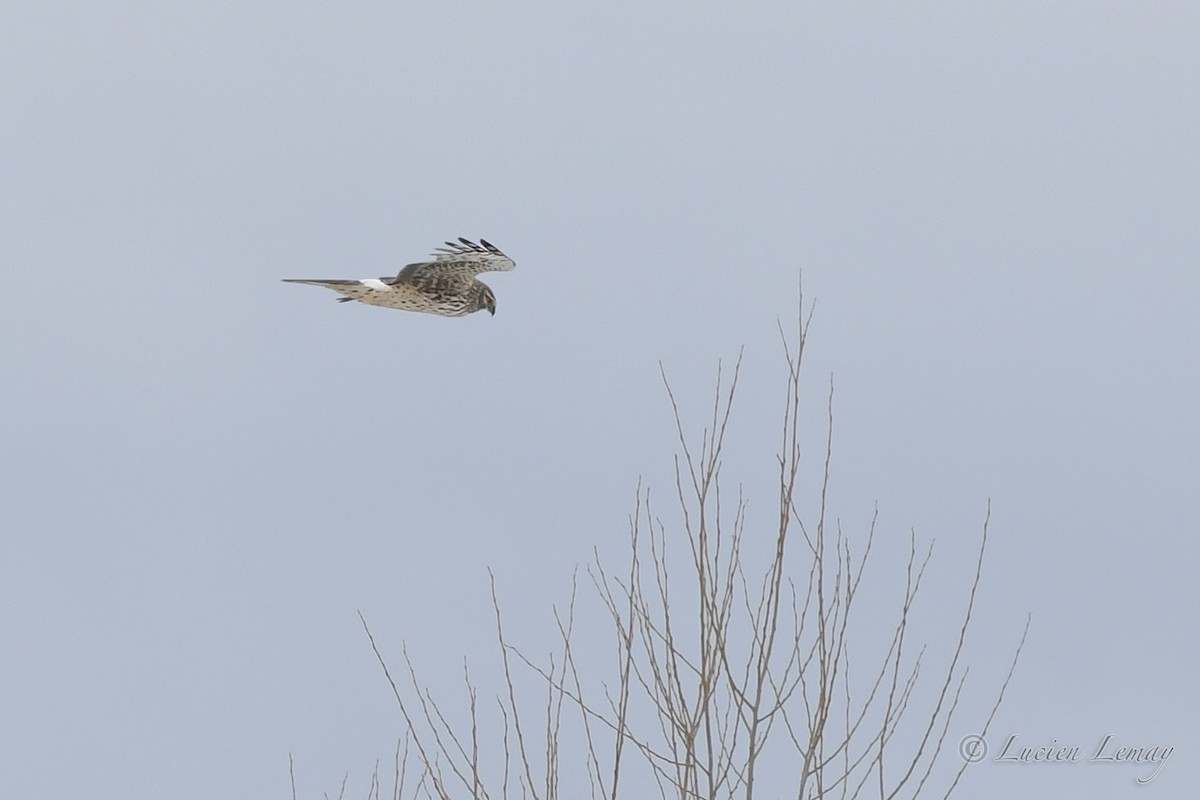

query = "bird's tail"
[[281, 278, 363, 304], [281, 278, 358, 287]]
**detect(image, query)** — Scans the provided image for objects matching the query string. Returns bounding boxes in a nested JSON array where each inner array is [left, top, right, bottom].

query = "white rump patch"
[[360, 279, 391, 291]]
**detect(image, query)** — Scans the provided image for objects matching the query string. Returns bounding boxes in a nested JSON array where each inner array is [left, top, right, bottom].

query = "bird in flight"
[[283, 238, 515, 316]]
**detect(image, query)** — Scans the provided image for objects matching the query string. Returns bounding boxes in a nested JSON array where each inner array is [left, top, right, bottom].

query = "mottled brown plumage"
[[283, 238, 515, 316]]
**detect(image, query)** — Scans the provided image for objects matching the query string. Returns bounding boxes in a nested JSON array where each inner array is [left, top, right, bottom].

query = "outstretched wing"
[[393, 238, 516, 283]]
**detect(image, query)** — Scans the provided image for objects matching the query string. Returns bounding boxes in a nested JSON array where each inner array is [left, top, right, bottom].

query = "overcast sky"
[[2, 2, 1196, 798]]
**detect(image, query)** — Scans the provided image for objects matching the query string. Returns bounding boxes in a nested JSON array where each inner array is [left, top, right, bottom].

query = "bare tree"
[[353, 299, 1028, 799]]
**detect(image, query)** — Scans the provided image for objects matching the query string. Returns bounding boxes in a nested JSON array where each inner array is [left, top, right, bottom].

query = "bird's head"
[[480, 285, 497, 316]]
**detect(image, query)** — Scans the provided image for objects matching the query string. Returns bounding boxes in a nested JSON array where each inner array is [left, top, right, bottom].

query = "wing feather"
[[394, 237, 516, 282]]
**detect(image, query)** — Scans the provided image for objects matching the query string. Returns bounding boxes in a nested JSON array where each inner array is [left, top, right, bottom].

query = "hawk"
[[283, 238, 515, 316]]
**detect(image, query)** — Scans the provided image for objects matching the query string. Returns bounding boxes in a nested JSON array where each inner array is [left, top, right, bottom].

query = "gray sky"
[[2, 2, 1196, 797]]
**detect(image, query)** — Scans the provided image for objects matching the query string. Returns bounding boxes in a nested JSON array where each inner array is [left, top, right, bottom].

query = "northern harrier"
[[283, 238, 515, 316]]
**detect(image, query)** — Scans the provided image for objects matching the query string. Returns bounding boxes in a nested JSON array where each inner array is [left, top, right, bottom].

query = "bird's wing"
[[393, 238, 516, 282]]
